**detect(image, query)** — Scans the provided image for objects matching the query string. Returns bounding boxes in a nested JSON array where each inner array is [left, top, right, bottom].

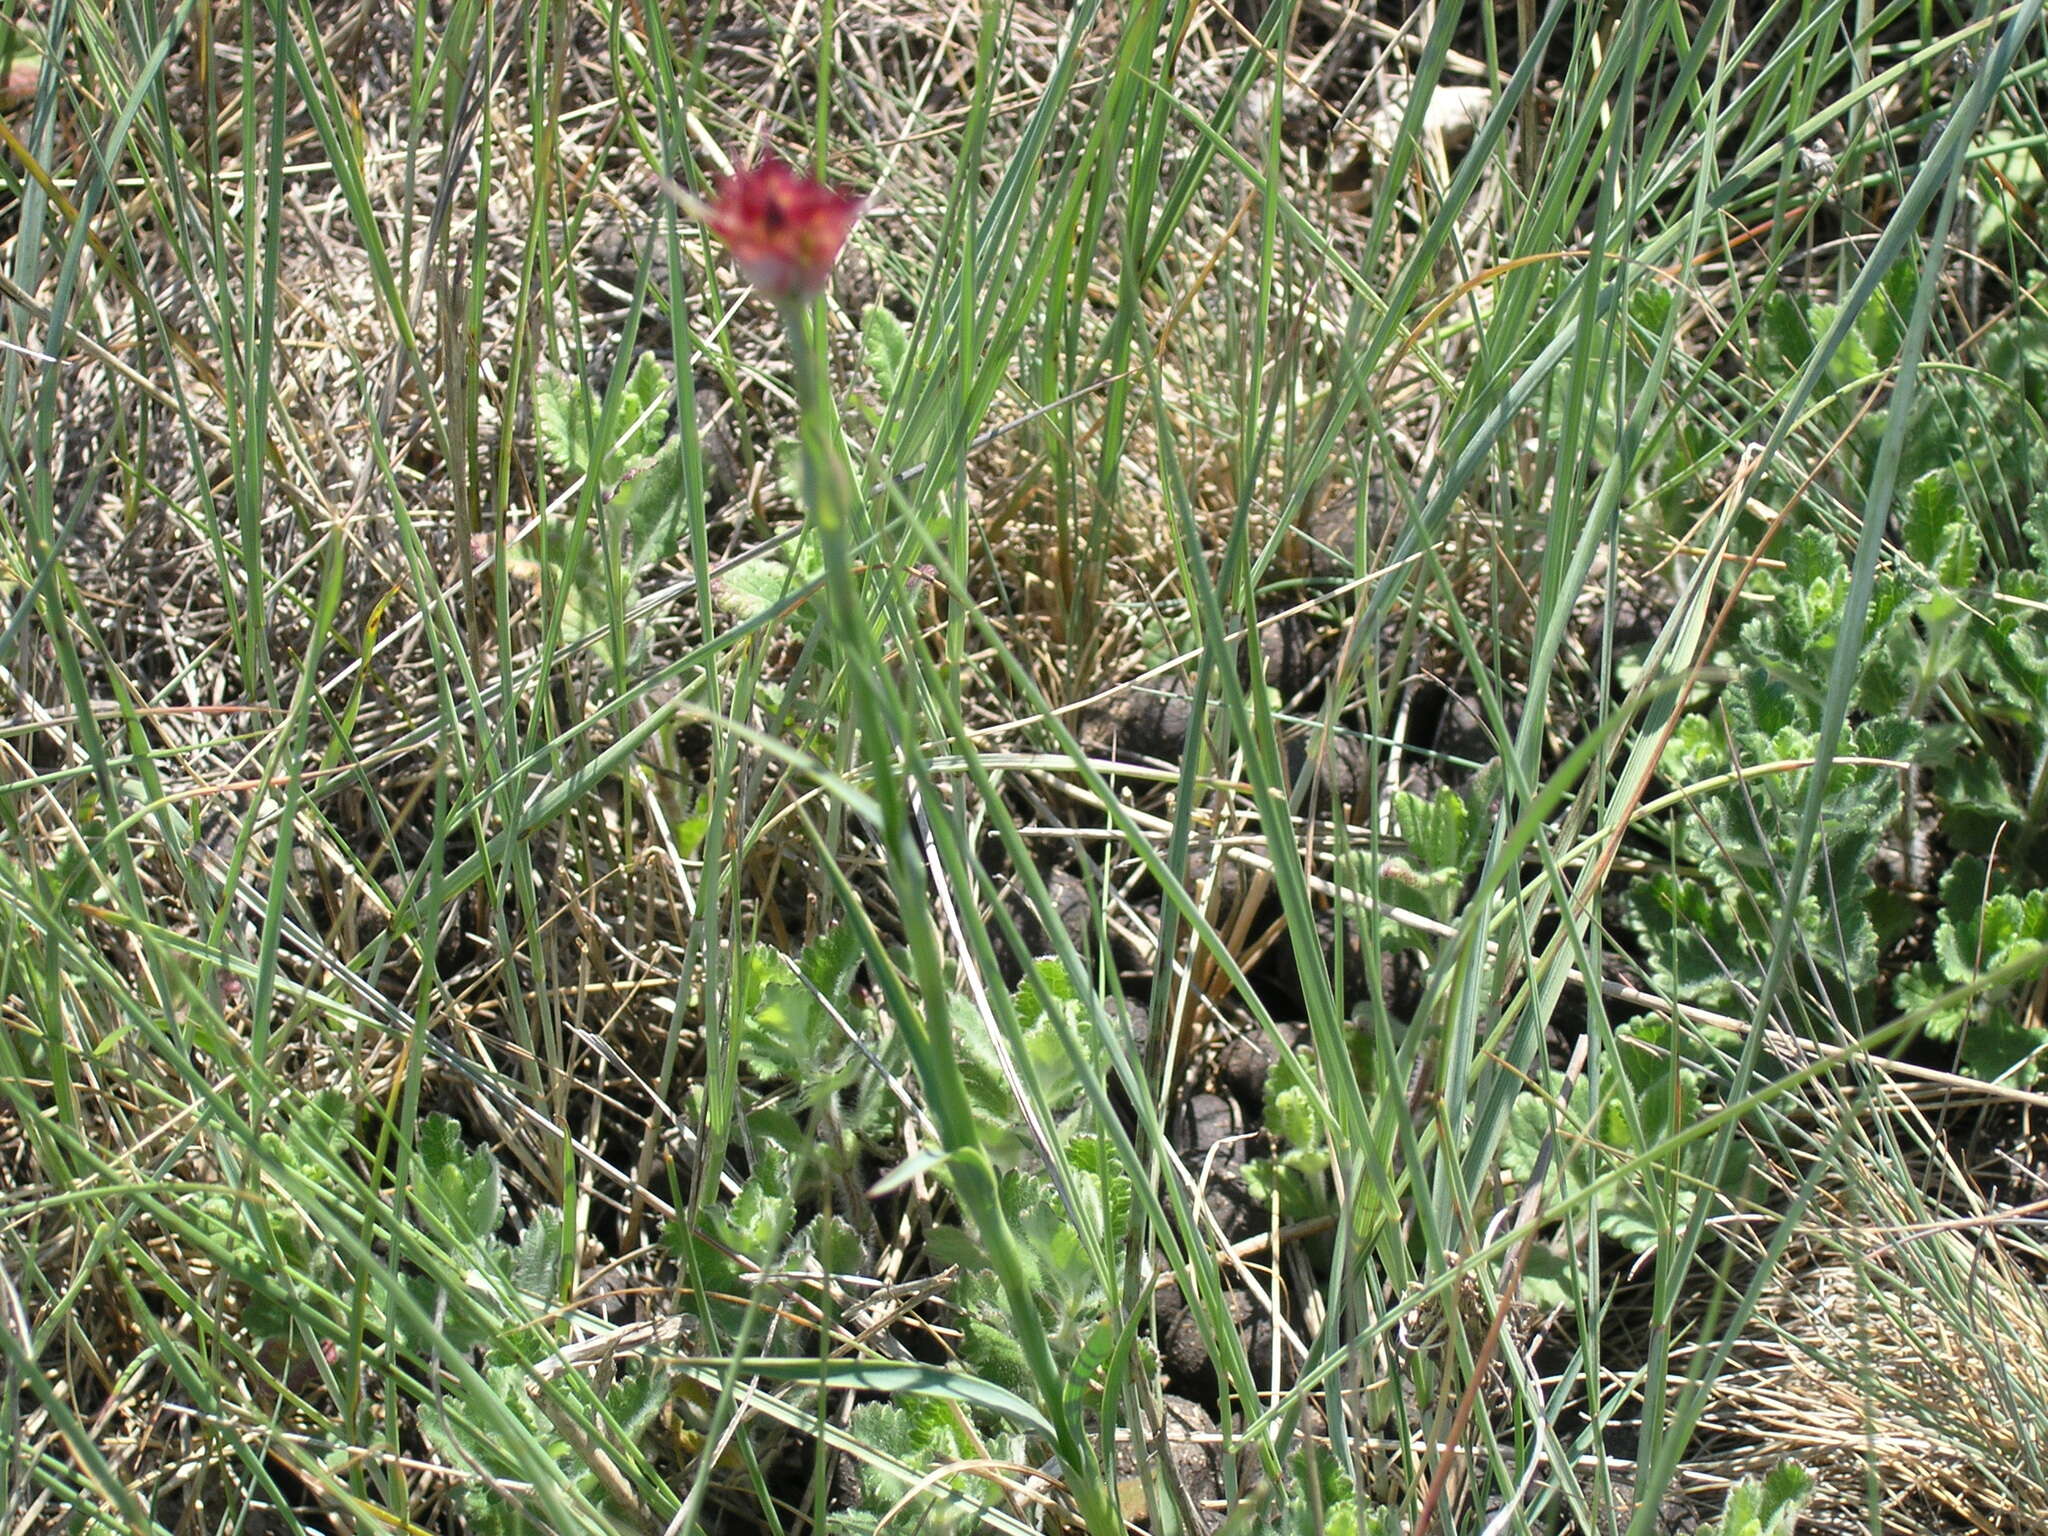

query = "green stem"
[[775, 300, 1116, 1534]]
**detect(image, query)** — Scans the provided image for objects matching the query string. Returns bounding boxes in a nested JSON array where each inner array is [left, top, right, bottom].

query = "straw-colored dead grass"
[[1697, 1147, 2048, 1535]]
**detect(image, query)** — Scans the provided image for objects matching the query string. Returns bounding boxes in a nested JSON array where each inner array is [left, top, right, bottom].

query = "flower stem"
[[775, 301, 1116, 1534], [770, 301, 1122, 1531]]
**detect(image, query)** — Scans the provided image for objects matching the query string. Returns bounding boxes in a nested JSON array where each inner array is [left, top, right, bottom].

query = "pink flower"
[[696, 157, 865, 302]]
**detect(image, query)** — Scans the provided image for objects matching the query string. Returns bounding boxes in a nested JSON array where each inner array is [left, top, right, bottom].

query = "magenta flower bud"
[[695, 156, 866, 302]]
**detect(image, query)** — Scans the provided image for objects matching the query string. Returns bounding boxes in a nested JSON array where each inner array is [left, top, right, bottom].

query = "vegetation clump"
[[4, 3, 2048, 1535]]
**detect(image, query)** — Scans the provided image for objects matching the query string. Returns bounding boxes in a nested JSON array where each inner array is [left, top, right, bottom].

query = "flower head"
[[695, 156, 865, 303]]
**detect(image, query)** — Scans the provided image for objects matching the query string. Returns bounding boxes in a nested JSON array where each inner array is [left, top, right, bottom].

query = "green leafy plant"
[[1500, 1022, 1749, 1309], [1242, 1048, 1334, 1224], [936, 966, 1133, 1398], [1696, 1462, 1814, 1536], [398, 1118, 675, 1536], [192, 1089, 360, 1344], [662, 1132, 862, 1354], [662, 928, 886, 1346], [674, 933, 1132, 1472], [193, 1099, 565, 1359], [657, 934, 1140, 1531], [856, 303, 916, 452], [419, 1356, 675, 1536], [1241, 1447, 1394, 1536], [1893, 855, 2048, 1081], [954, 957, 1111, 1166], [1623, 623, 1918, 1011], [527, 350, 690, 640], [419, 1359, 675, 1536], [708, 519, 826, 632], [731, 926, 902, 1189], [829, 1395, 1014, 1536], [191, 1103, 608, 1536], [1628, 295, 2048, 1062], [1334, 774, 1497, 955], [399, 1113, 563, 1361]]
